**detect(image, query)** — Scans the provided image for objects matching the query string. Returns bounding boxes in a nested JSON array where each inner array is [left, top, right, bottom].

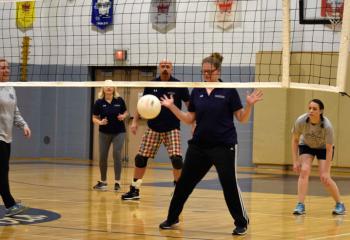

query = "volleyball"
[[137, 94, 161, 119]]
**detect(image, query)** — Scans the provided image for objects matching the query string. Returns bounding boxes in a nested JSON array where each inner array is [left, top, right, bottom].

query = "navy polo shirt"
[[143, 77, 190, 132], [188, 87, 243, 146], [93, 97, 127, 134]]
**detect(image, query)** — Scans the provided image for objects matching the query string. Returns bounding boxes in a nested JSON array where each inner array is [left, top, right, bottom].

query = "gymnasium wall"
[[253, 52, 350, 168]]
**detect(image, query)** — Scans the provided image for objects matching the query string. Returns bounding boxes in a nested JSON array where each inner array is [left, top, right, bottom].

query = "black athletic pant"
[[0, 141, 16, 208], [166, 143, 249, 228]]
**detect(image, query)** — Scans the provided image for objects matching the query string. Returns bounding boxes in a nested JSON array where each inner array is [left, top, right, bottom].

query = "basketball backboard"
[[299, 0, 344, 24]]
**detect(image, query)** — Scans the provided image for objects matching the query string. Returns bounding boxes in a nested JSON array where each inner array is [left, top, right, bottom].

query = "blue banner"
[[91, 0, 113, 30]]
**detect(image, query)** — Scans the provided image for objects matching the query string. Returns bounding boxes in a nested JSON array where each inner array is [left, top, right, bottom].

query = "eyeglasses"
[[201, 69, 217, 75]]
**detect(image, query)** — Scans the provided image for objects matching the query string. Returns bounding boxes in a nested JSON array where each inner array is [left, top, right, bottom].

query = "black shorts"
[[298, 145, 334, 160]]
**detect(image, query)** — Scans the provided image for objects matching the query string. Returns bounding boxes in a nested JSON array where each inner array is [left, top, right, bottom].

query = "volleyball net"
[[0, 0, 349, 92]]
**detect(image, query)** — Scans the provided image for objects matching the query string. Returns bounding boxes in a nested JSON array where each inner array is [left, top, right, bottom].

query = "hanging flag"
[[16, 1, 35, 29], [214, 0, 236, 30], [321, 0, 344, 18], [91, 0, 113, 30], [150, 0, 176, 34]]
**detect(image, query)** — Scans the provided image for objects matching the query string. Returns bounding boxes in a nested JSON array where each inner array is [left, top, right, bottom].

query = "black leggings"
[[166, 144, 249, 228], [0, 141, 16, 208]]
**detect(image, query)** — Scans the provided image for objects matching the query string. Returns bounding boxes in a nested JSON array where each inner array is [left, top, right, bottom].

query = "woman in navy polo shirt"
[[159, 53, 263, 235], [92, 80, 128, 191]]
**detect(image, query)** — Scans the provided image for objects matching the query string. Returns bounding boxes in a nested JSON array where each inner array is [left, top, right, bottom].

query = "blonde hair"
[[97, 80, 120, 99], [201, 52, 223, 70]]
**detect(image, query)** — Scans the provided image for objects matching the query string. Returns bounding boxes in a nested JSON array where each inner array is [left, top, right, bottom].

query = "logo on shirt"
[[9, 94, 14, 100], [102, 104, 107, 107], [199, 94, 204, 98], [214, 94, 225, 99]]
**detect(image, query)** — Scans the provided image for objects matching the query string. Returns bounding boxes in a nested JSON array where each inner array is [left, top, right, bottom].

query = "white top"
[[0, 86, 28, 143]]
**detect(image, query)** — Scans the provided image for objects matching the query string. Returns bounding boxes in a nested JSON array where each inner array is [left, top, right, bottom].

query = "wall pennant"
[[91, 0, 113, 30], [214, 0, 236, 31], [150, 0, 176, 34], [16, 1, 35, 29]]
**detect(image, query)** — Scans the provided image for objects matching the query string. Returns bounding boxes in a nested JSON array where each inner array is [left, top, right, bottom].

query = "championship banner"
[[321, 0, 344, 18], [91, 0, 113, 30], [150, 0, 176, 34], [16, 1, 35, 29], [213, 0, 236, 31]]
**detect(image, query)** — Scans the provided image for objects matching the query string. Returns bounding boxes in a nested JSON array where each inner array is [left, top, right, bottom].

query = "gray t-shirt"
[[0, 86, 28, 143], [292, 113, 333, 149]]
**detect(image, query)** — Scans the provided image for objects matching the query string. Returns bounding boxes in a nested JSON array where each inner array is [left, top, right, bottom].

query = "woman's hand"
[[246, 89, 263, 106], [99, 118, 108, 125], [23, 126, 31, 138], [320, 171, 331, 185], [293, 161, 301, 174], [117, 114, 125, 121], [130, 121, 138, 135], [160, 94, 174, 108]]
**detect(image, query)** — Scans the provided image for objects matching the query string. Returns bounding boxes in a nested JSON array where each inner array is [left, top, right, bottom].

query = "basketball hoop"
[[323, 0, 344, 30]]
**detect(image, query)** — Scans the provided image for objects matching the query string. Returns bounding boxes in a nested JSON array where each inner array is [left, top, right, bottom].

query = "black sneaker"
[[121, 186, 140, 200], [232, 226, 248, 236], [93, 181, 107, 191], [114, 183, 121, 191], [159, 219, 179, 229]]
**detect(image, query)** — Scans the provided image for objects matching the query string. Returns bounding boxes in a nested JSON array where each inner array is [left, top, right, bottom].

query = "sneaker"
[[333, 202, 346, 215], [93, 181, 107, 191], [159, 219, 179, 229], [293, 202, 305, 215], [121, 186, 140, 200], [232, 226, 248, 235], [5, 203, 28, 217], [114, 183, 121, 191]]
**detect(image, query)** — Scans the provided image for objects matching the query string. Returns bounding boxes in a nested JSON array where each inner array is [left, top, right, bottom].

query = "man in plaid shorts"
[[121, 59, 190, 200]]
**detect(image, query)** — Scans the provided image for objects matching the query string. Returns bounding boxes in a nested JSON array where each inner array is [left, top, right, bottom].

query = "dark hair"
[[202, 52, 223, 70], [306, 98, 325, 128]]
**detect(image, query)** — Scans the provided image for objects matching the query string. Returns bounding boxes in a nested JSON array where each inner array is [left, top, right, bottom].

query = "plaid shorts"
[[138, 128, 182, 158]]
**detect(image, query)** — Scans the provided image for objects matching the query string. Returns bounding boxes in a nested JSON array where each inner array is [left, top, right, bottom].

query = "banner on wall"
[[213, 0, 237, 31], [150, 0, 176, 34], [321, 0, 344, 18], [91, 0, 113, 30], [16, 1, 35, 29]]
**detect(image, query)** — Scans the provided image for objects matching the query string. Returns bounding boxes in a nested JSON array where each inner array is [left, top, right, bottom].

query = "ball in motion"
[[137, 94, 161, 119]]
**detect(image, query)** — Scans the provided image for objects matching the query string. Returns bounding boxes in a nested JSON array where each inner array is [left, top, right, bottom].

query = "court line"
[[309, 232, 350, 240]]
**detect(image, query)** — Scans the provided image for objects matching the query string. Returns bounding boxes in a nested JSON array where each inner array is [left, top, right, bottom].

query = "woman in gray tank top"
[[291, 99, 345, 215]]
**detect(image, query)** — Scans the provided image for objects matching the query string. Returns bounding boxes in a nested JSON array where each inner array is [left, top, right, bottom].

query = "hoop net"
[[324, 0, 344, 30]]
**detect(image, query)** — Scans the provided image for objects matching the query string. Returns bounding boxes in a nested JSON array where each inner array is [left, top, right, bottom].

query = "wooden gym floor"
[[0, 159, 349, 240]]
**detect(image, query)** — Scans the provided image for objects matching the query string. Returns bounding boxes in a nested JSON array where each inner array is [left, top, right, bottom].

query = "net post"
[[282, 0, 291, 88], [337, 0, 350, 93]]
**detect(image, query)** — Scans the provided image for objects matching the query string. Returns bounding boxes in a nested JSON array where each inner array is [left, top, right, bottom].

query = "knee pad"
[[170, 155, 183, 169], [135, 154, 148, 168]]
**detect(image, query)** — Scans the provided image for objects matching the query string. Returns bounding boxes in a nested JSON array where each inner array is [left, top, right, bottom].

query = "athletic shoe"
[[121, 186, 140, 200], [93, 181, 107, 191], [114, 183, 121, 191], [5, 203, 28, 217], [232, 226, 248, 235], [159, 219, 179, 229], [293, 202, 305, 215], [333, 202, 346, 215]]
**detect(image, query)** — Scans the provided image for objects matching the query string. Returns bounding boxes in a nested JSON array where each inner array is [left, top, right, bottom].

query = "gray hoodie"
[[0, 86, 28, 143]]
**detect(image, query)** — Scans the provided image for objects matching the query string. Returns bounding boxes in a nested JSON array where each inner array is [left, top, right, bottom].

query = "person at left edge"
[[0, 58, 31, 217]]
